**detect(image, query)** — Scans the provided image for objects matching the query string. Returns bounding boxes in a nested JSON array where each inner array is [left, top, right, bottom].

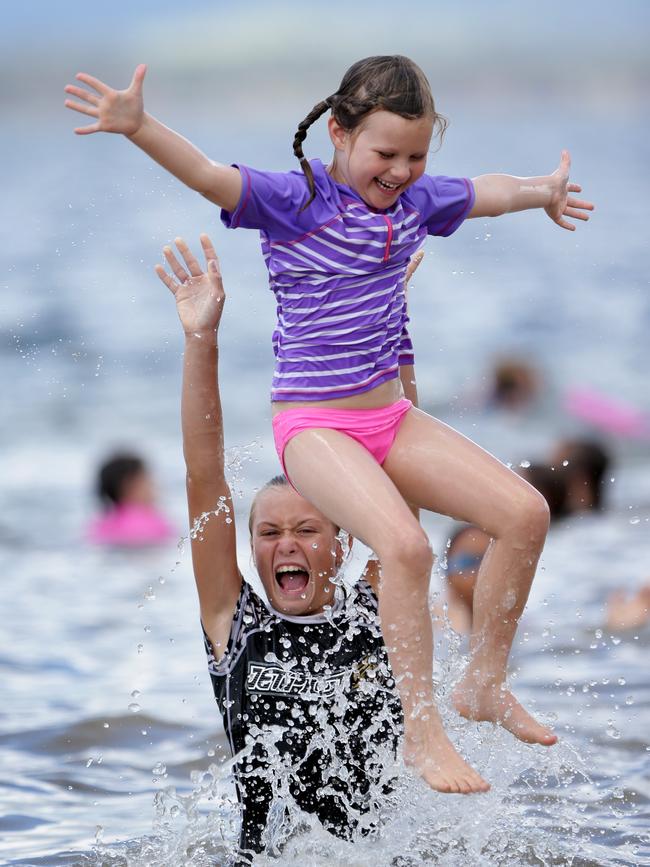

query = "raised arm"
[[469, 150, 594, 231], [155, 235, 241, 656], [65, 65, 241, 210]]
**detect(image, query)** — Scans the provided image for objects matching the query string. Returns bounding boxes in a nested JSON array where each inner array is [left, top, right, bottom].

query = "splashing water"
[[83, 445, 646, 866], [86, 602, 635, 867]]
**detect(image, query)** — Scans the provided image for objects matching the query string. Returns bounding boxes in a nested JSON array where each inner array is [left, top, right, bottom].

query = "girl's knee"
[[511, 487, 550, 541], [380, 526, 433, 576]]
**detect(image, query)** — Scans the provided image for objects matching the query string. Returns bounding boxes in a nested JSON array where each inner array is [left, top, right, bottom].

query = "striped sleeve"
[[220, 164, 334, 240], [407, 174, 475, 237]]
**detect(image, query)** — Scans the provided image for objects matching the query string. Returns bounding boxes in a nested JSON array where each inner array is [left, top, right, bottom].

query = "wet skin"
[[251, 485, 343, 617]]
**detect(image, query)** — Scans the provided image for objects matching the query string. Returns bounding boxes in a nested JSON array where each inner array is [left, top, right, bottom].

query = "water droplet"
[[152, 762, 167, 775], [143, 625, 151, 633], [630, 516, 640, 525], [606, 724, 621, 740], [131, 689, 140, 699], [311, 542, 318, 549], [502, 589, 517, 611], [625, 695, 634, 706], [519, 460, 531, 468], [618, 677, 626, 685], [128, 702, 141, 713], [137, 644, 144, 654]]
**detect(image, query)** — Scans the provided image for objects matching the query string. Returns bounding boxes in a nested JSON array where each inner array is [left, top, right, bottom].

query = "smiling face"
[[328, 109, 433, 210], [250, 484, 342, 616]]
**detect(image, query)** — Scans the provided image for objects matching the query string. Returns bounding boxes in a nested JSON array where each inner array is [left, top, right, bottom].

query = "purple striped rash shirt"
[[221, 159, 474, 401]]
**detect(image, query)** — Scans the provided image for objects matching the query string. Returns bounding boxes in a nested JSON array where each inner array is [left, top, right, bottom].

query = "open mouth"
[[374, 177, 401, 194], [275, 565, 310, 595]]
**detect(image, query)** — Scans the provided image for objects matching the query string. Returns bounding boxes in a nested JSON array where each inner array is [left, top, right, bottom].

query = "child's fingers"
[[405, 250, 424, 286], [74, 123, 101, 136], [163, 245, 190, 282], [64, 84, 100, 105], [173, 238, 202, 277], [64, 99, 99, 119], [154, 263, 177, 294], [564, 207, 590, 222], [75, 72, 110, 95], [130, 64, 147, 90], [200, 234, 221, 275], [566, 196, 594, 212]]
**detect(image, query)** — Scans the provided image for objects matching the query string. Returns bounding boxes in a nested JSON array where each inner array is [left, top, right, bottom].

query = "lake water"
[[1, 39, 649, 866]]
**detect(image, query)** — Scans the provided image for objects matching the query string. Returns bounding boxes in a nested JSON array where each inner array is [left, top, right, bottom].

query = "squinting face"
[[251, 486, 342, 616], [328, 109, 433, 210]]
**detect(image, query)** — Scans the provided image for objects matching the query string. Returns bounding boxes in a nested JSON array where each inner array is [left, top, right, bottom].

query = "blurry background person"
[[606, 582, 650, 632], [488, 357, 542, 413], [550, 438, 611, 513], [87, 451, 175, 546], [441, 464, 569, 634]]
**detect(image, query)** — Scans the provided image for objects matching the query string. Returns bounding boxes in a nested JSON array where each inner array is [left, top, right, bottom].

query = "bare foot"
[[453, 677, 558, 746], [403, 725, 490, 794]]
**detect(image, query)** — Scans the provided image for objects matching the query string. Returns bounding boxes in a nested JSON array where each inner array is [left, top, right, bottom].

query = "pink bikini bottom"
[[272, 398, 412, 485]]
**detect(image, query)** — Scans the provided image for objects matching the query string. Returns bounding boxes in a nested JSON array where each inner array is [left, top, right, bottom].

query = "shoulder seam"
[[269, 213, 342, 248]]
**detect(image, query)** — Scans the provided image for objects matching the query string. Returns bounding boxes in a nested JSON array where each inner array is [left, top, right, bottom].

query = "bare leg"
[[383, 408, 557, 746], [284, 428, 490, 794]]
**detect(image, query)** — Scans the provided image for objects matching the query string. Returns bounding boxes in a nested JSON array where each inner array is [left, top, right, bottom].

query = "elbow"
[[184, 460, 226, 487], [480, 198, 510, 218]]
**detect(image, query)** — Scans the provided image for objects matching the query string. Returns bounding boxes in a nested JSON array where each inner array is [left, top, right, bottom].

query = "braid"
[[293, 98, 331, 210]]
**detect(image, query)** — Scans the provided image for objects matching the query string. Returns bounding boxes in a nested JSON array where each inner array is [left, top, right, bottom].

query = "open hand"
[[155, 235, 225, 334], [64, 64, 146, 136], [545, 150, 594, 231]]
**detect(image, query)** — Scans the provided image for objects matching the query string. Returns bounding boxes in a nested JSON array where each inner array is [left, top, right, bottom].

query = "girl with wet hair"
[[156, 236, 402, 861], [66, 54, 593, 793]]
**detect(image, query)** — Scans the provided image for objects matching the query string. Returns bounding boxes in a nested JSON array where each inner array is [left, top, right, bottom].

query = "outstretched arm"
[[65, 65, 241, 210], [469, 150, 594, 231], [156, 235, 241, 656]]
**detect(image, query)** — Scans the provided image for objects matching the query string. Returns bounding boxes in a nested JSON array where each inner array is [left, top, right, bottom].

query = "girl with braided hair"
[[65, 55, 593, 794]]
